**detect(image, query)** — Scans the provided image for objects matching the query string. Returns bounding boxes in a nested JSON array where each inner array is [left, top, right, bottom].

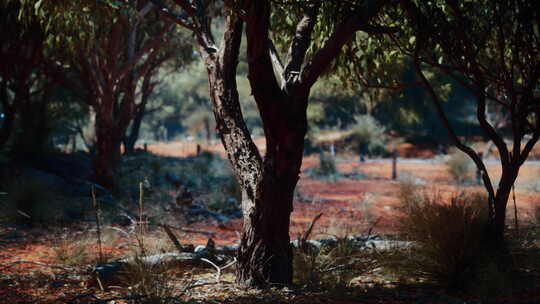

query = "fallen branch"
[[0, 259, 74, 271], [161, 224, 184, 252], [200, 257, 237, 282], [179, 227, 216, 236], [151, 223, 216, 236]]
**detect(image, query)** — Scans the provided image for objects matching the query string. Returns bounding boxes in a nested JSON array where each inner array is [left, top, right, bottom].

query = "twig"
[[139, 182, 146, 235], [92, 185, 104, 263], [200, 257, 237, 282], [299, 213, 323, 252], [151, 223, 216, 236], [512, 184, 519, 233], [136, 182, 147, 257], [179, 227, 216, 235], [365, 216, 382, 237], [108, 226, 130, 237]]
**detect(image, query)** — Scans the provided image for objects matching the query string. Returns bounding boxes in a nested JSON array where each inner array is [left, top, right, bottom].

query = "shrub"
[[308, 152, 341, 182], [349, 115, 388, 157], [1, 179, 79, 226], [446, 152, 474, 185], [122, 255, 190, 304], [118, 216, 192, 304], [52, 239, 90, 265], [293, 237, 376, 289], [386, 190, 508, 293]]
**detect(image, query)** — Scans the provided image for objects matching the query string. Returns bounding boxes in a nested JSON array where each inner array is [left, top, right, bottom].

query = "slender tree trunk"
[[124, 106, 145, 154], [489, 166, 519, 249]]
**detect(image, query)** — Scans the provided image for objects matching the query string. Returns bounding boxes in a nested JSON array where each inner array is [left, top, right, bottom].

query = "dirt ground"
[[1, 139, 539, 303], [146, 140, 540, 245]]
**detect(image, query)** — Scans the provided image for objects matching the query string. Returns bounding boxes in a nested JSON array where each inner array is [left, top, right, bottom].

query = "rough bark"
[[236, 103, 307, 285], [157, 0, 390, 287], [92, 93, 130, 190]]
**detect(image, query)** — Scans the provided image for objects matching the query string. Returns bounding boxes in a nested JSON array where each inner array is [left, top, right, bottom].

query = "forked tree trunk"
[[163, 0, 385, 287], [236, 101, 307, 285], [197, 12, 307, 286]]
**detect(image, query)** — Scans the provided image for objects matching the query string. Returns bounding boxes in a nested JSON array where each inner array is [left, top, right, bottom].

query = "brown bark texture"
[[155, 0, 390, 287]]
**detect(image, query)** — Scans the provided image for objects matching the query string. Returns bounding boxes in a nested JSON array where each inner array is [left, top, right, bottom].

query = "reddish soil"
[[1, 139, 539, 303], [148, 140, 540, 245]]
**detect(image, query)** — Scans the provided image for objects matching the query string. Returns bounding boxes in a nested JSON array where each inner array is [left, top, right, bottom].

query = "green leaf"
[[34, 0, 43, 12]]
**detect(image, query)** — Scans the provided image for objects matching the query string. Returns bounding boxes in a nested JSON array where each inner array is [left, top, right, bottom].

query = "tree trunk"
[[124, 105, 145, 154], [488, 166, 519, 249], [13, 95, 50, 157], [236, 101, 307, 285], [93, 109, 123, 190]]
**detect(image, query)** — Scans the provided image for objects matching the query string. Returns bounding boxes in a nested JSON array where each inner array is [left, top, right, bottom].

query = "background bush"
[[446, 151, 475, 185], [348, 115, 388, 157], [307, 152, 341, 182], [384, 190, 512, 293]]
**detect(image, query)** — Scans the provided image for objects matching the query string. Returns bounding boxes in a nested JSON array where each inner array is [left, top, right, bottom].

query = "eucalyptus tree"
[[67, 2, 185, 189], [0, 1, 47, 151], [378, 0, 539, 248], [123, 27, 195, 154], [148, 0, 392, 286], [16, 0, 194, 189]]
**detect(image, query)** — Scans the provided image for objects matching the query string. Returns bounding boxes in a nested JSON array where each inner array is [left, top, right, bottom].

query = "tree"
[[70, 3, 177, 189], [149, 0, 391, 286], [123, 28, 194, 154], [21, 0, 195, 189], [0, 1, 47, 152], [389, 0, 539, 248]]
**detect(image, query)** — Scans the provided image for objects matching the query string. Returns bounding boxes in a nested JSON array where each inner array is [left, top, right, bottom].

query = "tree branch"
[[268, 38, 286, 88], [245, 0, 282, 98], [414, 57, 496, 217], [302, 0, 388, 90], [147, 0, 197, 30], [283, 2, 320, 89]]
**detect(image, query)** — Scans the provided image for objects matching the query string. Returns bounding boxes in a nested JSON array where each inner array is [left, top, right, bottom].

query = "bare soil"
[[1, 139, 539, 303]]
